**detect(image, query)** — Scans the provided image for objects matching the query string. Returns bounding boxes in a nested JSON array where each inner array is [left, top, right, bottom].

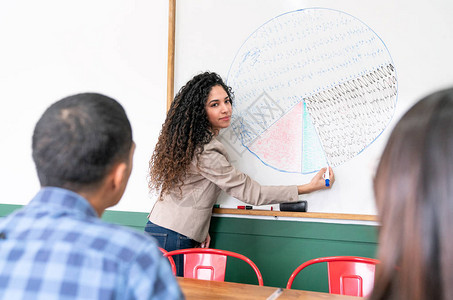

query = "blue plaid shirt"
[[0, 187, 183, 300]]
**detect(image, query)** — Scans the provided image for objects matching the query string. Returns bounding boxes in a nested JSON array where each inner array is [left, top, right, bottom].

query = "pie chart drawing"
[[222, 8, 398, 174]]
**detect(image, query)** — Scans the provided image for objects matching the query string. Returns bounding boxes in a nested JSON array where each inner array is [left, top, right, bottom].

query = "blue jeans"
[[144, 221, 199, 276]]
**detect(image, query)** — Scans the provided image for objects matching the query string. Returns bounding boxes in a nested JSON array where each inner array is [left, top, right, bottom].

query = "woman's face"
[[205, 85, 232, 134]]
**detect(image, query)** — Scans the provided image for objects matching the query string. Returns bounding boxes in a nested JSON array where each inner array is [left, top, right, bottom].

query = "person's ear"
[[111, 162, 127, 191]]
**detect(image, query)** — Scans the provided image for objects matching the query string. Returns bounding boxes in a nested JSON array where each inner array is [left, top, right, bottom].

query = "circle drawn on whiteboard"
[[221, 8, 397, 174]]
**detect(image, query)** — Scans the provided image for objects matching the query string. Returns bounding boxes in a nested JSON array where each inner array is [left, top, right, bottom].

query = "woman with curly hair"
[[145, 71, 335, 275]]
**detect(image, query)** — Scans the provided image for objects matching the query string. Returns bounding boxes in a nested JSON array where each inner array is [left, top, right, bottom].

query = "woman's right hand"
[[200, 233, 211, 248], [297, 167, 335, 194]]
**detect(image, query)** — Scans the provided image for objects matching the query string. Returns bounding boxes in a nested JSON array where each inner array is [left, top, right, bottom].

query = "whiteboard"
[[174, 0, 453, 215]]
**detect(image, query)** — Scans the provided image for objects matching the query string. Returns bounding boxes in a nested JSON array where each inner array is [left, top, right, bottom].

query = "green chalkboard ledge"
[[213, 208, 378, 222]]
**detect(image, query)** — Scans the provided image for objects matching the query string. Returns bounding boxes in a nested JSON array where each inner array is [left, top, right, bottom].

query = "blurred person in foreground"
[[371, 87, 453, 300]]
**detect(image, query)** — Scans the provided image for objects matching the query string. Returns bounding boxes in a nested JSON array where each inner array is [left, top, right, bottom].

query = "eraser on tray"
[[279, 201, 307, 212]]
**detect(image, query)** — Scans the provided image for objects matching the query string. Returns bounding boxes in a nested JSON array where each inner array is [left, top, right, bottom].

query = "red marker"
[[237, 205, 253, 210]]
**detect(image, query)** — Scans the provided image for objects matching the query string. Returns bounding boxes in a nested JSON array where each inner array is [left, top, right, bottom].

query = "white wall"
[[0, 0, 168, 212]]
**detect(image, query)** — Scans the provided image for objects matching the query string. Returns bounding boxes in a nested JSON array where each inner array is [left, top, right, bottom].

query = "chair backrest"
[[286, 256, 379, 297], [158, 247, 177, 276], [164, 248, 264, 286], [185, 251, 227, 281]]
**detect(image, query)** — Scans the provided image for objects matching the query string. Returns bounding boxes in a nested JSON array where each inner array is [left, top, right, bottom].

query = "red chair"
[[158, 247, 177, 276], [286, 256, 379, 297], [164, 248, 264, 286]]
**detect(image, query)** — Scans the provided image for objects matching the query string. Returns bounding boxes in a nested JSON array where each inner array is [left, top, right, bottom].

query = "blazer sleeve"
[[197, 139, 299, 206]]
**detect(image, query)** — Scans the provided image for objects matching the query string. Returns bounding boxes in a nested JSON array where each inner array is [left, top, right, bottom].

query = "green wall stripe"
[[210, 216, 378, 243], [101, 210, 149, 228], [0, 204, 23, 216]]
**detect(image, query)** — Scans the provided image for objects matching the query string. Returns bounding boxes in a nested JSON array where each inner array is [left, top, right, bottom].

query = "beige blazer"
[[148, 137, 298, 243]]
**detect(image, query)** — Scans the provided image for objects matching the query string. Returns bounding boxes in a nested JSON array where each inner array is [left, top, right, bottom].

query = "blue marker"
[[324, 166, 330, 187]]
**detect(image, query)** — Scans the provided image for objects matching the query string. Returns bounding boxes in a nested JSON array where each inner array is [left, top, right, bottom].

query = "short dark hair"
[[32, 93, 133, 191]]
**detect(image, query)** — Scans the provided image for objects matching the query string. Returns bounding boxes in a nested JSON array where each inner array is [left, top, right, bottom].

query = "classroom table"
[[177, 277, 362, 300]]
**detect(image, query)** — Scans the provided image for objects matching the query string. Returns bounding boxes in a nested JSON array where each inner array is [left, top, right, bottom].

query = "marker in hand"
[[324, 166, 330, 187]]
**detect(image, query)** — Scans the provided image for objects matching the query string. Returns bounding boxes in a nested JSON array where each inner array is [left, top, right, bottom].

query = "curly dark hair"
[[149, 72, 233, 198]]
